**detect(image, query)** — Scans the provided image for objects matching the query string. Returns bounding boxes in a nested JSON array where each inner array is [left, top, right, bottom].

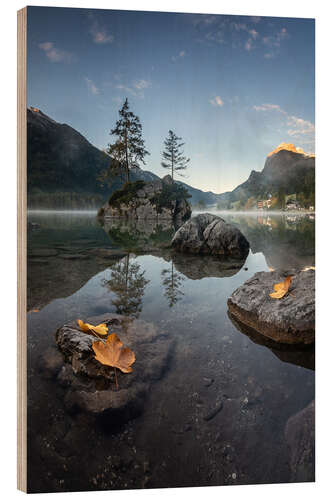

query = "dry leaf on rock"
[[77, 319, 108, 336], [269, 276, 292, 299], [92, 333, 136, 373]]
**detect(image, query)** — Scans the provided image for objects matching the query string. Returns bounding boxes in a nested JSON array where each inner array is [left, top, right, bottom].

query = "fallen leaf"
[[92, 333, 135, 373], [269, 276, 293, 299], [77, 319, 108, 336]]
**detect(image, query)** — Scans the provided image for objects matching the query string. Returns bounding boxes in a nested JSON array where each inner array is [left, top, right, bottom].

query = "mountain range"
[[27, 107, 315, 209], [217, 144, 315, 209]]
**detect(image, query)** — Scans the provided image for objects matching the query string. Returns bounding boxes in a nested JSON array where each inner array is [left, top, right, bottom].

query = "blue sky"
[[27, 7, 315, 193]]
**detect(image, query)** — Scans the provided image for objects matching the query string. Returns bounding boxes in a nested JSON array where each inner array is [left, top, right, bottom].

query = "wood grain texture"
[[17, 6, 27, 493]]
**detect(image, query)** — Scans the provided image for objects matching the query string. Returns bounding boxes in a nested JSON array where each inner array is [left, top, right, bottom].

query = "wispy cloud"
[[245, 38, 255, 51], [287, 116, 315, 138], [84, 77, 99, 95], [190, 14, 218, 27], [248, 29, 259, 39], [253, 103, 315, 148], [133, 79, 151, 90], [89, 20, 114, 44], [39, 42, 73, 63], [111, 78, 152, 99], [262, 28, 288, 58], [253, 103, 287, 114], [192, 16, 288, 58], [209, 96, 224, 107], [172, 50, 186, 62]]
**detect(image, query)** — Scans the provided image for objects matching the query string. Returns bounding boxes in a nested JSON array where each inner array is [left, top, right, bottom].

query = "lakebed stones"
[[285, 400, 315, 482], [54, 313, 173, 422], [171, 213, 249, 258], [228, 269, 315, 344]]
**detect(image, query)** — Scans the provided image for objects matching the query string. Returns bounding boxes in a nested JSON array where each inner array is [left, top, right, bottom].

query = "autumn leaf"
[[269, 276, 293, 299], [92, 334, 135, 372], [92, 333, 135, 390], [77, 319, 108, 337]]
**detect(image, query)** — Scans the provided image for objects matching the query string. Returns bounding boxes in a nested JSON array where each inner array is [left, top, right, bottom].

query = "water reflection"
[[170, 252, 247, 279], [218, 212, 315, 272], [102, 254, 150, 318], [102, 218, 176, 252], [161, 262, 185, 307], [228, 312, 315, 371], [27, 212, 315, 312]]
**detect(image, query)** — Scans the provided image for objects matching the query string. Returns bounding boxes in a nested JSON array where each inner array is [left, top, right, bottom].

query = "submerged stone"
[[228, 269, 315, 344], [54, 313, 173, 422], [285, 400, 315, 482], [228, 312, 315, 370]]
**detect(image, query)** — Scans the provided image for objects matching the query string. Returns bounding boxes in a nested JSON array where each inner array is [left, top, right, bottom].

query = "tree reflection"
[[103, 255, 149, 318], [161, 262, 185, 308]]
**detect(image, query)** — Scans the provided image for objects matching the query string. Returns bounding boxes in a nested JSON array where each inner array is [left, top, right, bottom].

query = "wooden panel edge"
[[17, 6, 27, 493]]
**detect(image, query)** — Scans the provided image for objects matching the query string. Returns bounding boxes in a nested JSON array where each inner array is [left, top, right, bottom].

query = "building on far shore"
[[285, 199, 300, 210], [257, 199, 272, 210]]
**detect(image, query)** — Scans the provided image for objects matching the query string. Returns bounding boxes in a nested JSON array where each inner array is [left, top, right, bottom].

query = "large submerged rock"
[[285, 400, 315, 482], [171, 213, 250, 258], [228, 269, 315, 344], [54, 313, 173, 422], [228, 312, 315, 370], [100, 175, 191, 223]]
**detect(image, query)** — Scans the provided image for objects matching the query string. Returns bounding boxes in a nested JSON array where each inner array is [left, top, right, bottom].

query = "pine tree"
[[106, 98, 149, 184], [161, 130, 190, 180], [161, 262, 184, 308]]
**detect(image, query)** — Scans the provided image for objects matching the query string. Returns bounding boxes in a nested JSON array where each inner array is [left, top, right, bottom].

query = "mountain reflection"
[[220, 213, 315, 271]]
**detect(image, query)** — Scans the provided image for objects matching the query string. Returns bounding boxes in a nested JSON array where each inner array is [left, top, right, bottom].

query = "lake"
[[26, 210, 315, 492]]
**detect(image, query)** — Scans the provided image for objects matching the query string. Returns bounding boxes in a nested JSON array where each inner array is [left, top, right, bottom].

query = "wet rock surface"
[[228, 269, 315, 344], [285, 400, 315, 482], [54, 313, 173, 420], [171, 213, 249, 258]]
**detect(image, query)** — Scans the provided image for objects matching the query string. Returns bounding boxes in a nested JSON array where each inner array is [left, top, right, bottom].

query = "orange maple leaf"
[[77, 319, 108, 337], [92, 333, 136, 390], [269, 276, 293, 299]]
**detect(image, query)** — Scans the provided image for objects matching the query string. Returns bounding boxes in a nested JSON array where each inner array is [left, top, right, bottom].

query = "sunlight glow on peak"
[[267, 143, 315, 158]]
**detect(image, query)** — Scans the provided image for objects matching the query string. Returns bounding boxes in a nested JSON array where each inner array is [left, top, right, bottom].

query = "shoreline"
[[27, 208, 315, 216]]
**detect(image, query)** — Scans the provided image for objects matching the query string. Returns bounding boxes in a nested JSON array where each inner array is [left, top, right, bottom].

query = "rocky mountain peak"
[[267, 142, 315, 158]]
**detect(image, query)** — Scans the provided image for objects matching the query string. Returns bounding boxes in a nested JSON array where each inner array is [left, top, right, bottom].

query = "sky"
[[27, 7, 315, 193]]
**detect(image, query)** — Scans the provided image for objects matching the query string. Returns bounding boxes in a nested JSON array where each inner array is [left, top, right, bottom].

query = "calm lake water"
[[27, 210, 315, 492]]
